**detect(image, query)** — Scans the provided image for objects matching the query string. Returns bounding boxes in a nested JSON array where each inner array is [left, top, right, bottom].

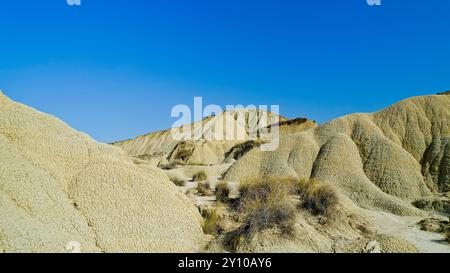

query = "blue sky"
[[1, 0, 450, 143]]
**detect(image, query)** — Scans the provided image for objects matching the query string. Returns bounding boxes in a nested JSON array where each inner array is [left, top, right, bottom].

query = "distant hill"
[[112, 109, 316, 166]]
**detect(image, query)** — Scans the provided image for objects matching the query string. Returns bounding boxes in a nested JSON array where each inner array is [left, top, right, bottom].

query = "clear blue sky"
[[1, 0, 450, 143]]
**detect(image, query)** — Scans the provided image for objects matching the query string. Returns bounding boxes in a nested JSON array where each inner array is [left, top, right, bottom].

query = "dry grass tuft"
[[225, 140, 264, 160], [296, 178, 339, 218], [412, 198, 450, 214], [193, 171, 208, 182], [224, 176, 340, 251], [202, 209, 221, 236], [197, 181, 212, 196], [239, 177, 296, 203], [215, 181, 231, 202], [237, 177, 297, 238]]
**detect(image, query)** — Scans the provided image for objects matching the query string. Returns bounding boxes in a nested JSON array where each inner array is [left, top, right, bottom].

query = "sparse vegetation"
[[296, 178, 339, 217], [228, 176, 339, 243], [202, 209, 221, 236], [187, 162, 208, 166], [412, 198, 450, 214], [417, 217, 448, 233], [239, 177, 296, 203], [215, 181, 231, 202], [222, 177, 340, 251], [176, 149, 192, 159], [225, 140, 264, 160], [275, 117, 309, 127], [241, 198, 296, 237], [174, 141, 194, 161], [416, 216, 450, 244], [237, 177, 297, 238], [197, 181, 212, 196], [193, 171, 208, 182]]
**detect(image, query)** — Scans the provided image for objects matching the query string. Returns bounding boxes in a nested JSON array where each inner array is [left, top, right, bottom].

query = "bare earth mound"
[[0, 91, 203, 253], [224, 95, 450, 216]]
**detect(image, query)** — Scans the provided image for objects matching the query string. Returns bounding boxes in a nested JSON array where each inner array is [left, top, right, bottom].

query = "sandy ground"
[[163, 163, 233, 183], [162, 163, 234, 207], [372, 212, 450, 253]]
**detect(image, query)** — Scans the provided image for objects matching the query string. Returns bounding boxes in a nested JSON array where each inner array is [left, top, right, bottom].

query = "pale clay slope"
[[0, 91, 204, 253], [1, 91, 448, 253], [224, 95, 450, 216], [113, 110, 291, 166]]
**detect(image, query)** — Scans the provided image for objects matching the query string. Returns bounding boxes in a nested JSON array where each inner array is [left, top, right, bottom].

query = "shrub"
[[239, 177, 296, 204], [297, 178, 339, 217], [225, 231, 244, 252], [175, 141, 194, 161], [237, 177, 296, 238], [241, 199, 296, 237], [294, 178, 314, 197], [176, 149, 192, 159], [197, 181, 212, 196], [276, 117, 308, 127], [202, 209, 221, 236], [215, 181, 231, 202], [412, 198, 450, 214], [193, 171, 208, 182], [225, 140, 263, 160]]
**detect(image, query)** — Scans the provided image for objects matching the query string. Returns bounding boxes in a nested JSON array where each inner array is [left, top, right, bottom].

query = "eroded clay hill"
[[112, 110, 313, 166], [0, 91, 203, 253], [224, 94, 450, 216]]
